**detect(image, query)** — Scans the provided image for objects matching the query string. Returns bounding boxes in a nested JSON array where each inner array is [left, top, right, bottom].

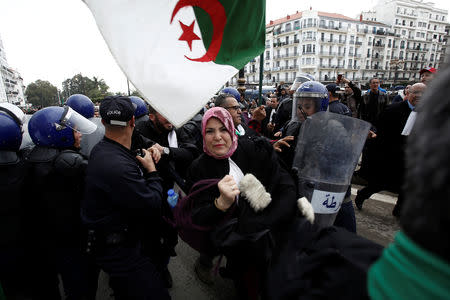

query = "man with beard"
[[135, 105, 199, 288]]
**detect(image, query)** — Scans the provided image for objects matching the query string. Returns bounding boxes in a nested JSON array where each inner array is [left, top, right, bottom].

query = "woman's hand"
[[216, 175, 239, 211]]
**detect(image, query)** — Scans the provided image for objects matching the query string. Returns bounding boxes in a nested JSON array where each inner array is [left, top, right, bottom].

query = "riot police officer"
[[129, 96, 150, 125], [25, 106, 98, 299], [82, 96, 170, 299], [278, 81, 330, 168], [66, 94, 105, 158], [0, 103, 30, 298]]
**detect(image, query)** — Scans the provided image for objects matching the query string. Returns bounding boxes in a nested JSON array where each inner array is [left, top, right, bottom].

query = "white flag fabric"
[[83, 0, 265, 127]]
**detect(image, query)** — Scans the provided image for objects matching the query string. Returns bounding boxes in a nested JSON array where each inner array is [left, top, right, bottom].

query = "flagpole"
[[258, 53, 264, 106], [127, 79, 131, 96]]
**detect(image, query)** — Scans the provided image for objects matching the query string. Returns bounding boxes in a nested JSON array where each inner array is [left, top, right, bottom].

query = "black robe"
[[186, 136, 298, 267]]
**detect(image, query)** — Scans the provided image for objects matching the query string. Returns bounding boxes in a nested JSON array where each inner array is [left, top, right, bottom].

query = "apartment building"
[[0, 34, 26, 105], [242, 0, 448, 86]]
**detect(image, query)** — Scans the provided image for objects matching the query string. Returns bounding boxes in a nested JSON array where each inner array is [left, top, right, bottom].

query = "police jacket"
[[0, 151, 28, 248], [82, 137, 163, 235], [25, 146, 87, 247]]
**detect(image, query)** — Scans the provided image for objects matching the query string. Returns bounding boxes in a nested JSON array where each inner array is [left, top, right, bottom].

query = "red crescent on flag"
[[170, 0, 226, 62]]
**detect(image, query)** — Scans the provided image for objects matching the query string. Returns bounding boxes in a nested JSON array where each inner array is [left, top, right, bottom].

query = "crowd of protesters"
[[1, 63, 449, 300]]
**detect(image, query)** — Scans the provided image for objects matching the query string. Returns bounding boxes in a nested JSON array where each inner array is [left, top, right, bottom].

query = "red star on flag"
[[178, 20, 201, 51]]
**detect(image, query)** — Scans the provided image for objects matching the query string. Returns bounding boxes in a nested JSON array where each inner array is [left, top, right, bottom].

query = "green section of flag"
[[193, 0, 266, 69]]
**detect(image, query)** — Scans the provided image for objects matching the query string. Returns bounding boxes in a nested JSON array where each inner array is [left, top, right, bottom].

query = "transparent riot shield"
[[80, 117, 105, 158], [292, 111, 371, 228]]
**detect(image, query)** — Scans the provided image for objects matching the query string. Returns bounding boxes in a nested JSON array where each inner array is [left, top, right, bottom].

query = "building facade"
[[241, 0, 448, 87], [0, 34, 26, 105]]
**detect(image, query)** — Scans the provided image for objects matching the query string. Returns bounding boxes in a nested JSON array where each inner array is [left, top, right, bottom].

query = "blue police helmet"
[[66, 94, 95, 119], [129, 96, 148, 118], [295, 81, 329, 112], [221, 87, 241, 101], [0, 112, 22, 151], [28, 106, 97, 149]]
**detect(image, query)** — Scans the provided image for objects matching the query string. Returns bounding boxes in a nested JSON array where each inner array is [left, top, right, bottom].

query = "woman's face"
[[204, 117, 232, 158]]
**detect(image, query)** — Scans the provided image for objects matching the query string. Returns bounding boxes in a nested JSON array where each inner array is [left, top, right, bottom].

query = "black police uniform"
[[82, 137, 170, 300], [25, 146, 99, 300], [0, 150, 29, 298]]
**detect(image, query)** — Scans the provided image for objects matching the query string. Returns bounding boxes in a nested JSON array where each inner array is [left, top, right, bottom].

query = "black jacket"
[[358, 90, 389, 131], [0, 151, 28, 248], [82, 137, 163, 234], [274, 99, 293, 133], [329, 101, 352, 117], [135, 119, 199, 181], [371, 100, 412, 187], [25, 146, 87, 247]]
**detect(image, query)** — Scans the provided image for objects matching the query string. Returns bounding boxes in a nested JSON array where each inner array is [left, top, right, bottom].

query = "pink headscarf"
[[202, 107, 238, 159]]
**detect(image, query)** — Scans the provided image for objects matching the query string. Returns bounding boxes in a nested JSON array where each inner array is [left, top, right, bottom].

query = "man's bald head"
[[408, 83, 426, 107]]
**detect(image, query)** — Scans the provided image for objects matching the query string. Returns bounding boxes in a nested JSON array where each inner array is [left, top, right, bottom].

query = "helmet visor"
[[295, 91, 328, 98], [60, 106, 97, 134]]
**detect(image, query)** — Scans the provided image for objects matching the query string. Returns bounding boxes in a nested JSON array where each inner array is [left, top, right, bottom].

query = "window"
[[434, 25, 437, 30], [285, 23, 292, 32], [416, 32, 420, 37], [294, 20, 300, 29], [321, 32, 325, 41], [402, 20, 406, 26], [410, 21, 413, 27], [285, 48, 288, 55], [294, 46, 297, 55]]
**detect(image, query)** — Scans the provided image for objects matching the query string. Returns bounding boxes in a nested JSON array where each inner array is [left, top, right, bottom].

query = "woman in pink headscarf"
[[185, 107, 297, 299]]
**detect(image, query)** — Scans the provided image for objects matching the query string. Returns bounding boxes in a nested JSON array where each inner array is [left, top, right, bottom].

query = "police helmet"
[[295, 81, 329, 113], [290, 73, 315, 91], [221, 87, 241, 102], [0, 103, 25, 151], [66, 94, 95, 119], [28, 106, 97, 148], [129, 96, 149, 118]]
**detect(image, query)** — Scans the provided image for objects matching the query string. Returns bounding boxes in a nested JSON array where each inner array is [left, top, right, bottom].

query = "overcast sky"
[[0, 0, 449, 93]]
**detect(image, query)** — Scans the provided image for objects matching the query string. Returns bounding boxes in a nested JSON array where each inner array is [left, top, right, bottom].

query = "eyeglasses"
[[225, 105, 241, 111]]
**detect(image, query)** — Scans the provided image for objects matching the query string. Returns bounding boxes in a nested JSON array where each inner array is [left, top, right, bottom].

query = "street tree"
[[61, 73, 111, 103], [25, 80, 59, 108]]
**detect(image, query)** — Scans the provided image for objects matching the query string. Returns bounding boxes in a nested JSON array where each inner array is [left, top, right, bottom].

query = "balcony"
[[336, 52, 345, 57], [303, 50, 316, 55], [323, 39, 338, 44], [319, 51, 336, 56], [355, 41, 362, 45], [373, 43, 386, 48], [303, 37, 316, 42], [337, 40, 346, 44], [372, 54, 384, 60]]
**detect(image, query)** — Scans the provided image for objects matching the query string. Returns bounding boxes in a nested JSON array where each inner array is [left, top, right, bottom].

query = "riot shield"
[[80, 117, 105, 158], [292, 111, 370, 228]]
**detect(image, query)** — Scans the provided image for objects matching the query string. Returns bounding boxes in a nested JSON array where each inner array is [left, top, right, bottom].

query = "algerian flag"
[[83, 0, 266, 127]]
